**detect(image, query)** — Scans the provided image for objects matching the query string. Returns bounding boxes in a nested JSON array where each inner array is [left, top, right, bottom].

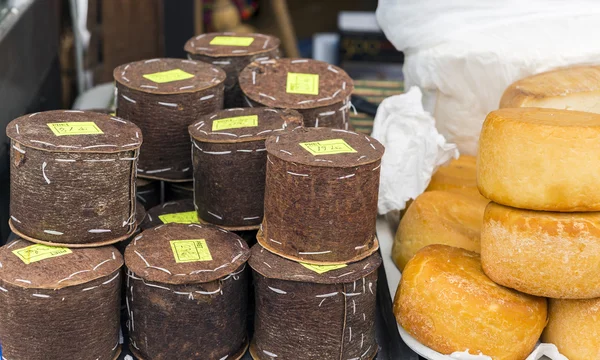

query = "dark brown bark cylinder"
[[259, 127, 384, 264], [189, 108, 303, 229], [0, 240, 123, 360], [184, 32, 281, 109], [124, 223, 251, 360], [249, 244, 381, 360], [164, 181, 193, 202], [7, 110, 142, 247], [136, 178, 162, 210], [239, 58, 354, 129], [114, 58, 226, 181]]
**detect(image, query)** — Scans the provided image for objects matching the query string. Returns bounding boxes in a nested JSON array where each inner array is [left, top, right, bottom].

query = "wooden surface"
[[93, 0, 164, 83]]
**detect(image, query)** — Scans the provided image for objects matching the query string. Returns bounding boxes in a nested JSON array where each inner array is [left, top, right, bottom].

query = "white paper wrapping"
[[377, 0, 600, 155], [371, 87, 458, 215]]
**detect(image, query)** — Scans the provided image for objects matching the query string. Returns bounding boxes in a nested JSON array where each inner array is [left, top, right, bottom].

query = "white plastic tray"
[[375, 217, 567, 360]]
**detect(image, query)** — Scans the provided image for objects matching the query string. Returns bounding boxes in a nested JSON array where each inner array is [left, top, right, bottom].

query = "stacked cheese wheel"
[[496, 67, 600, 359], [395, 66, 600, 360], [478, 106, 600, 360]]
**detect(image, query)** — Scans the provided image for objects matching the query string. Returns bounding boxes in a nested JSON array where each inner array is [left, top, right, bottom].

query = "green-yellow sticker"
[[159, 211, 200, 224], [212, 115, 259, 131], [47, 122, 103, 136], [143, 69, 195, 83], [286, 72, 319, 95], [299, 139, 357, 156], [210, 36, 254, 46], [13, 244, 73, 265], [170, 239, 213, 263], [300, 263, 347, 274]]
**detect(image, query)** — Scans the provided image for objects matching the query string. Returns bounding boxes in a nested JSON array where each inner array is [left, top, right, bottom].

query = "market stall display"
[[239, 58, 354, 129], [189, 107, 303, 230], [7, 110, 142, 247], [114, 58, 226, 181], [0, 239, 123, 360], [249, 243, 381, 360], [124, 223, 250, 360], [184, 32, 281, 108], [258, 127, 384, 264]]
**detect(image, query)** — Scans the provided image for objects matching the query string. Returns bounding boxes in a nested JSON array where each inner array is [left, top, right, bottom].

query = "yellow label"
[[13, 244, 73, 265], [301, 263, 347, 274], [209, 36, 254, 46], [170, 239, 213, 263], [110, 112, 116, 116], [212, 115, 259, 131], [286, 72, 319, 95], [299, 139, 357, 156], [143, 69, 195, 83], [47, 122, 103, 136], [159, 211, 200, 224]]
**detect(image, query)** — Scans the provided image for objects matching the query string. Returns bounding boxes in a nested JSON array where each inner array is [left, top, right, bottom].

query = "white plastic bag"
[[371, 87, 458, 215], [377, 0, 600, 155]]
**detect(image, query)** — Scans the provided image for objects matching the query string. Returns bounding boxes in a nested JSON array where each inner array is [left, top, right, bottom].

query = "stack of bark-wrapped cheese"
[[248, 127, 384, 360], [0, 110, 143, 360]]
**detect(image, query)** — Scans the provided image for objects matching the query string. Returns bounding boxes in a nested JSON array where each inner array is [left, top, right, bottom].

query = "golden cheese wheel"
[[477, 108, 600, 211], [395, 244, 547, 360], [392, 190, 489, 271], [500, 65, 600, 113], [427, 155, 477, 192], [542, 298, 600, 360], [481, 202, 600, 299]]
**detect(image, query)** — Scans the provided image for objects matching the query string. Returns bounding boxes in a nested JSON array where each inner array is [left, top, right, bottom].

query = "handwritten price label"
[[170, 239, 213, 263], [286, 72, 319, 95], [143, 69, 195, 84], [212, 115, 259, 131], [13, 244, 72, 264], [299, 139, 357, 156], [47, 122, 103, 136], [159, 211, 200, 224], [300, 263, 347, 274], [210, 36, 255, 46]]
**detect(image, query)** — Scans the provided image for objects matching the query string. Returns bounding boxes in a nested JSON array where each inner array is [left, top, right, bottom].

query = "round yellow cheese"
[[427, 155, 477, 192], [395, 244, 547, 360], [481, 202, 600, 299], [542, 298, 600, 360], [477, 107, 600, 211], [392, 189, 489, 271], [500, 65, 600, 113]]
